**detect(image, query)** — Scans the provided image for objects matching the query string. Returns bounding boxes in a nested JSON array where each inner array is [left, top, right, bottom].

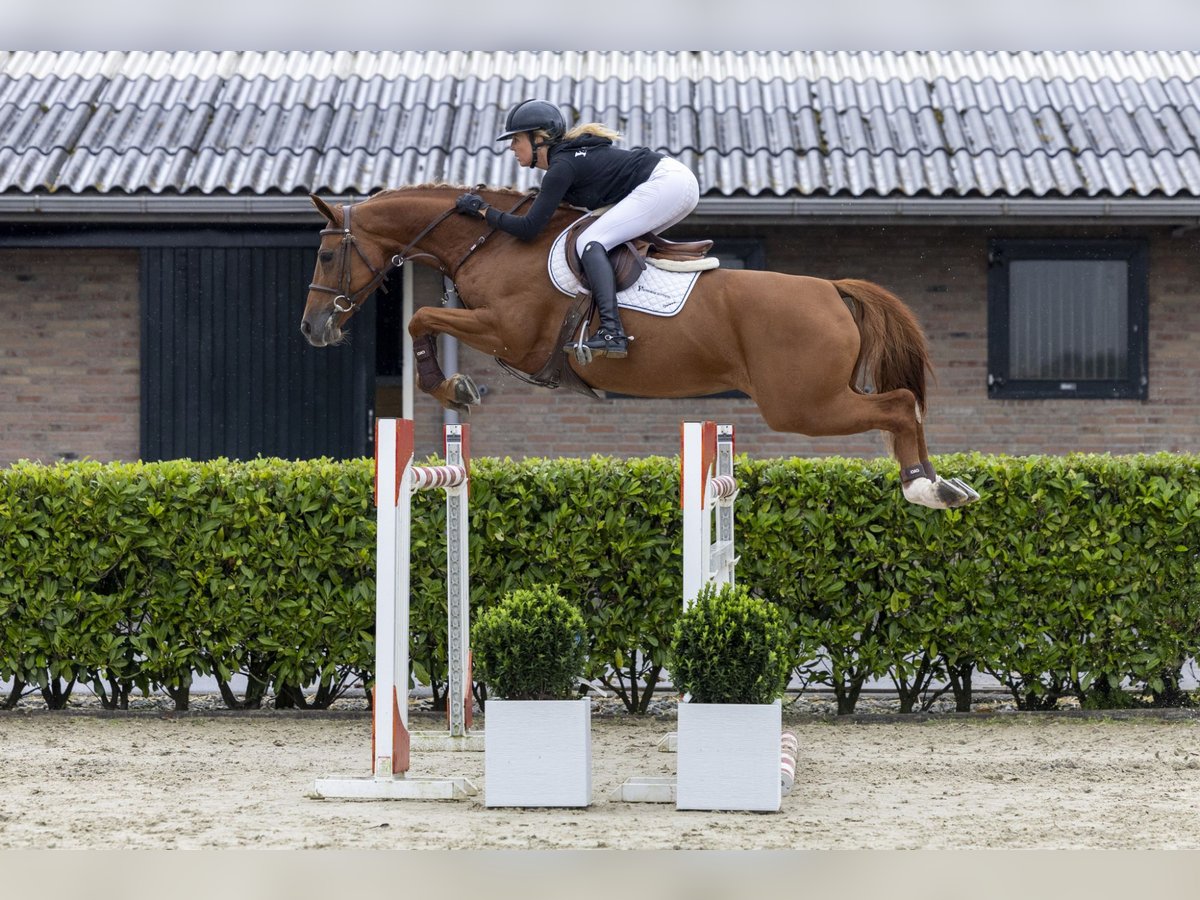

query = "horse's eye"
[[319, 250, 335, 264]]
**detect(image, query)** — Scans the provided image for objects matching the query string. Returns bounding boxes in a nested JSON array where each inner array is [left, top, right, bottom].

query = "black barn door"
[[141, 239, 375, 461]]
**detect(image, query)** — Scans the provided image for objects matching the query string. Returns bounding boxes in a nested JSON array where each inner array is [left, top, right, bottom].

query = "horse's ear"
[[310, 193, 342, 225]]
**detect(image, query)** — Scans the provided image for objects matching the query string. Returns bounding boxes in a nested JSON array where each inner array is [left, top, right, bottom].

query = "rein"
[[449, 191, 537, 275], [308, 191, 537, 317]]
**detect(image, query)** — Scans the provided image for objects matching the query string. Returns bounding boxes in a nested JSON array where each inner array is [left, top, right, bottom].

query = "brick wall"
[[404, 222, 1200, 460], [0, 249, 140, 465]]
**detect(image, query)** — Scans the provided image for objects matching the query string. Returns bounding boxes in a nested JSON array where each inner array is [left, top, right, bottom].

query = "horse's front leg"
[[409, 306, 505, 413]]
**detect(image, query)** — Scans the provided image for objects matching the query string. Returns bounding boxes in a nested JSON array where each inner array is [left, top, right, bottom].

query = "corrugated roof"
[[3, 50, 1200, 199]]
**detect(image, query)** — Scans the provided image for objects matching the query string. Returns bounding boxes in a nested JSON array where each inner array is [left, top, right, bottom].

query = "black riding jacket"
[[484, 135, 663, 241]]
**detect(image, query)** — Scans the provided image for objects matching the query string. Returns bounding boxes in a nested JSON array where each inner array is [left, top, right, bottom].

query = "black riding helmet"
[[495, 99, 566, 143]]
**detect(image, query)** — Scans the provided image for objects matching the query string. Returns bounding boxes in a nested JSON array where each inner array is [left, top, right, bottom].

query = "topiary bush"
[[471, 585, 588, 701], [668, 582, 792, 704]]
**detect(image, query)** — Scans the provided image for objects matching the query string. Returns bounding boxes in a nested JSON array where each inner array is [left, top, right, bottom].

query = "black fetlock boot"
[[578, 241, 628, 359]]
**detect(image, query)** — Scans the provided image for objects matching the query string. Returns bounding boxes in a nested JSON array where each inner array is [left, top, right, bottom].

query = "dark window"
[[987, 239, 1148, 400], [709, 238, 766, 272]]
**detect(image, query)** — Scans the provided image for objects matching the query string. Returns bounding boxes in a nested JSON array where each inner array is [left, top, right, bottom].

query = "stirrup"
[[583, 330, 629, 360], [563, 330, 631, 364], [564, 339, 594, 366]]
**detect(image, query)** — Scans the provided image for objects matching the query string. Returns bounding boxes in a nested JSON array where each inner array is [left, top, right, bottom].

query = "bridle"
[[308, 192, 536, 319], [307, 203, 453, 318]]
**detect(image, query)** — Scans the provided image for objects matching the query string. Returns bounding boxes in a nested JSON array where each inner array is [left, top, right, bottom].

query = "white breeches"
[[574, 157, 700, 255]]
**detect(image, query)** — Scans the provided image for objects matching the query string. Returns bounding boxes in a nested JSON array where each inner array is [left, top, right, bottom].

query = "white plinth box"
[[676, 700, 782, 812], [483, 698, 592, 807]]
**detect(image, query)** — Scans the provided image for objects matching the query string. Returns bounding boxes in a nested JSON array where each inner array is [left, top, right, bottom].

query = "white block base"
[[676, 700, 782, 812], [410, 731, 485, 752], [610, 775, 676, 803], [312, 775, 478, 800], [484, 698, 591, 808], [656, 731, 677, 752]]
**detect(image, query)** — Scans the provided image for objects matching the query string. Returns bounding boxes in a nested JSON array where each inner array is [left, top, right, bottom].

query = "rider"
[[453, 99, 700, 360]]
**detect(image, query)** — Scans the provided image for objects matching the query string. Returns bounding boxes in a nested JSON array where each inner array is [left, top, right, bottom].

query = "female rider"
[[453, 99, 700, 360]]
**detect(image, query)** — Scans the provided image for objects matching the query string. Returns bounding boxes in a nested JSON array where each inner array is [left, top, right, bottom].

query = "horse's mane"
[[364, 182, 578, 232], [371, 183, 527, 201]]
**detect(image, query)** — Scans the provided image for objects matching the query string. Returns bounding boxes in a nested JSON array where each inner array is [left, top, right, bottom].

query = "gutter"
[[2, 193, 1200, 225], [0, 193, 369, 223], [692, 196, 1200, 226]]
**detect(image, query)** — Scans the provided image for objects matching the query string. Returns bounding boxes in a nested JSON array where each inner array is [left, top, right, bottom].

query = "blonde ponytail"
[[562, 122, 622, 142]]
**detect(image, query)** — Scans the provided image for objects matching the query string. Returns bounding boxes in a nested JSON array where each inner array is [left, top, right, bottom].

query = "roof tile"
[[3, 51, 1200, 200]]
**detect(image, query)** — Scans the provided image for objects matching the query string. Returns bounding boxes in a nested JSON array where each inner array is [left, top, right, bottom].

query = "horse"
[[301, 184, 979, 509]]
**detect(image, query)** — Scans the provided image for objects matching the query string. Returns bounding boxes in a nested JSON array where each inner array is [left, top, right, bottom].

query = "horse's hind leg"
[[759, 387, 977, 509], [869, 392, 977, 508], [861, 391, 978, 508]]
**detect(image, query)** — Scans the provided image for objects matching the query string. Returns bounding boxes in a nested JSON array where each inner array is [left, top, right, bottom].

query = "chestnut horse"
[[301, 185, 978, 509]]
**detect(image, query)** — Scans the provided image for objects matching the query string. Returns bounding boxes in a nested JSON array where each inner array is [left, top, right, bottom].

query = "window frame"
[[986, 238, 1148, 401]]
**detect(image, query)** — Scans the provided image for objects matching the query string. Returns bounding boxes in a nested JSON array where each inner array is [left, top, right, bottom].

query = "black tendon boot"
[[578, 241, 628, 359]]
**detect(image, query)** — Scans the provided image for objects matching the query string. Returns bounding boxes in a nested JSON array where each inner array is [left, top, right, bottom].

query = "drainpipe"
[[441, 276, 460, 428], [402, 264, 414, 421]]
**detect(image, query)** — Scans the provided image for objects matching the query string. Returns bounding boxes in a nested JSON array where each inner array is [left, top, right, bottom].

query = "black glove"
[[455, 193, 488, 218]]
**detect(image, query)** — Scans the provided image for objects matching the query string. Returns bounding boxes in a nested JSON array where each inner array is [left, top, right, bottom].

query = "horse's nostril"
[[300, 319, 311, 336]]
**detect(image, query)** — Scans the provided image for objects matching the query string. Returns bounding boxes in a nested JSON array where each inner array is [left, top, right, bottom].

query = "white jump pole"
[[313, 418, 477, 800]]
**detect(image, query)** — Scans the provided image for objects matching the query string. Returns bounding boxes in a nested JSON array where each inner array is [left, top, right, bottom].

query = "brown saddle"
[[564, 214, 715, 292]]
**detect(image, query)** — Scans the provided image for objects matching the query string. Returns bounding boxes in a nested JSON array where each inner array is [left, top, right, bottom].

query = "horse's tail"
[[832, 278, 931, 416]]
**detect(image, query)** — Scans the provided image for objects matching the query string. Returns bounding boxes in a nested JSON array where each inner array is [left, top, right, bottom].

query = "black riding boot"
[[578, 241, 628, 359]]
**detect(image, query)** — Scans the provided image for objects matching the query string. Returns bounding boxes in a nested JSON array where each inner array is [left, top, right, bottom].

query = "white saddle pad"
[[547, 217, 708, 317]]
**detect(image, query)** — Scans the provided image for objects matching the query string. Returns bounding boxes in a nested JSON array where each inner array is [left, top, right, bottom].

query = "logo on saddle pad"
[[547, 217, 710, 317]]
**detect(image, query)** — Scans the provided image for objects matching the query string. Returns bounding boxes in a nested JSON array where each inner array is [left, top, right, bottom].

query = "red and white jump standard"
[[681, 420, 737, 609], [313, 418, 477, 800]]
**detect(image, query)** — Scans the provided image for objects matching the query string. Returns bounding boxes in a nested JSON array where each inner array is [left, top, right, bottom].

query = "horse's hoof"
[[946, 477, 980, 504], [933, 477, 979, 508], [903, 476, 979, 509], [902, 476, 947, 509], [448, 374, 481, 407], [934, 478, 968, 507]]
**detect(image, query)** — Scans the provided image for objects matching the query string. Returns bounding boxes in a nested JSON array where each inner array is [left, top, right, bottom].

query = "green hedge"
[[738, 452, 1200, 712], [2, 452, 1197, 712], [0, 458, 374, 709]]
